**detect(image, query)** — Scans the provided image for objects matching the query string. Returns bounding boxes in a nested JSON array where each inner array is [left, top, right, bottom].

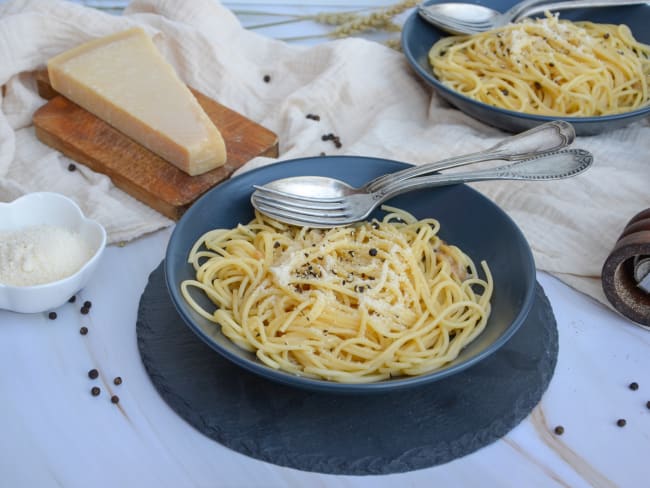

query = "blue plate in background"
[[164, 156, 536, 394], [402, 0, 650, 135]]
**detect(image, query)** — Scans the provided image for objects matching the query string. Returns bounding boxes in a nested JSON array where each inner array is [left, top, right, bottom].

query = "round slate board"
[[137, 262, 558, 475]]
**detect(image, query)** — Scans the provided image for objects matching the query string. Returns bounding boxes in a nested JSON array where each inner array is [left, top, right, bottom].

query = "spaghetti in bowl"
[[402, 0, 650, 135], [165, 156, 536, 394]]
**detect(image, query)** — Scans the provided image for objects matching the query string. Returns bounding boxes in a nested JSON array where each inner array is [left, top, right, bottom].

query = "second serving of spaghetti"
[[428, 13, 650, 117], [181, 207, 492, 383]]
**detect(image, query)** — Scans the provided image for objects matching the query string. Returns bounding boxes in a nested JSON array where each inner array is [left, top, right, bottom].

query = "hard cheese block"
[[33, 71, 278, 221], [47, 28, 226, 176]]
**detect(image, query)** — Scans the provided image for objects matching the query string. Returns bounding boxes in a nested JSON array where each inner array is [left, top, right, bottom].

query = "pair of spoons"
[[417, 0, 646, 35], [250, 121, 592, 228]]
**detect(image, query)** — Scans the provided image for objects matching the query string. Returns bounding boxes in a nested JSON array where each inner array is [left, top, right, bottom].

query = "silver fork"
[[250, 148, 593, 228]]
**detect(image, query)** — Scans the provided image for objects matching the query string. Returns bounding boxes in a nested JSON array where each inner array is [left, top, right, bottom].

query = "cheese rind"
[[47, 28, 226, 176]]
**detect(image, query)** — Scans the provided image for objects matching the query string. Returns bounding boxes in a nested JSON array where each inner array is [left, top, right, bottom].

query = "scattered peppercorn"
[[273, 241, 281, 249], [67, 163, 76, 172], [80, 306, 89, 315], [629, 382, 639, 391], [68, 295, 76, 303], [553, 425, 564, 435], [88, 369, 99, 379], [80, 326, 88, 335], [306, 113, 321, 121], [646, 401, 650, 409], [111, 395, 120, 404], [91, 386, 101, 396], [321, 133, 342, 148], [616, 419, 626, 427], [84, 300, 92, 309], [263, 74, 271, 83], [48, 312, 57, 320], [113, 377, 123, 386], [369, 248, 378, 256]]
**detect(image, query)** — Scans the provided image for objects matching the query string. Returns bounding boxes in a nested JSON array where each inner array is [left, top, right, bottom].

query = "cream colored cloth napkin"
[[1, 0, 649, 309]]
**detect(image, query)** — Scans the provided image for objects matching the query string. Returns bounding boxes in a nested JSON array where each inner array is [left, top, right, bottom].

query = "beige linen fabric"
[[1, 0, 649, 309]]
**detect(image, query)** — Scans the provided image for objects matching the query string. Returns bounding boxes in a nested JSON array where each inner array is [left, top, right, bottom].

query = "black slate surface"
[[137, 262, 558, 475]]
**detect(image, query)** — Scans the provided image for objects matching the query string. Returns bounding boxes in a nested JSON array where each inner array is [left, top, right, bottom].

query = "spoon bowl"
[[261, 175, 352, 199]]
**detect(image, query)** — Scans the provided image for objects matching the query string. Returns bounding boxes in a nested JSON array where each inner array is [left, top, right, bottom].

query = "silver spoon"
[[418, 0, 647, 35], [251, 120, 573, 203], [251, 148, 593, 228]]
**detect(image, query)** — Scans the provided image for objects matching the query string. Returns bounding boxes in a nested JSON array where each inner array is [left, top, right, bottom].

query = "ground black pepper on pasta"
[[181, 207, 493, 383], [428, 13, 650, 116]]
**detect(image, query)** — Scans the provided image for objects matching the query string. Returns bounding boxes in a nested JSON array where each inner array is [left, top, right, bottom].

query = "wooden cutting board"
[[32, 70, 278, 220]]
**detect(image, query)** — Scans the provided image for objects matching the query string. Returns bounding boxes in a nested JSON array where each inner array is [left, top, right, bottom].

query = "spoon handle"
[[365, 120, 575, 192], [373, 148, 592, 202]]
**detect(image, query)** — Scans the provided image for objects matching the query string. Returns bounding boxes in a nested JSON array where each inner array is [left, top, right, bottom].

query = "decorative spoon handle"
[[373, 148, 593, 202], [366, 121, 575, 191]]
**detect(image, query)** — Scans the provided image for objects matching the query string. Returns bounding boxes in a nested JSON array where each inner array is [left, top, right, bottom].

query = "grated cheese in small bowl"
[[0, 193, 106, 313]]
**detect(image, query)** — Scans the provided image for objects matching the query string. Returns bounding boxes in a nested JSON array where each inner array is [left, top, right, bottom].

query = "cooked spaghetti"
[[428, 13, 650, 116], [181, 207, 492, 383]]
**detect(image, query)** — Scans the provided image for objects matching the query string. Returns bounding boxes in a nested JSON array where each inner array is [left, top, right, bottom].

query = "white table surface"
[[1, 2, 649, 487]]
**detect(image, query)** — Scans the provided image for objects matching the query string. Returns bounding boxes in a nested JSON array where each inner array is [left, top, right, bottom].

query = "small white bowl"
[[0, 192, 107, 314]]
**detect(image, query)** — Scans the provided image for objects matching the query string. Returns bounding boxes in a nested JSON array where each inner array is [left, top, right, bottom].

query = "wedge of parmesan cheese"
[[47, 28, 226, 176]]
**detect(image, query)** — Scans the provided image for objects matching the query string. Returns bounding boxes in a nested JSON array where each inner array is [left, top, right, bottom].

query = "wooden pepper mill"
[[602, 208, 650, 328]]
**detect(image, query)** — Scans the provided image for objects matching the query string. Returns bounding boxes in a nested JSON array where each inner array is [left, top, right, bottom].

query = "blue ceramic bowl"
[[402, 0, 650, 135], [165, 156, 536, 394]]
